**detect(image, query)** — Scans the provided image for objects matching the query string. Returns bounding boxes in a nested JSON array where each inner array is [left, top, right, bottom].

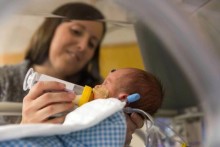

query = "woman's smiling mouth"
[[66, 49, 80, 62]]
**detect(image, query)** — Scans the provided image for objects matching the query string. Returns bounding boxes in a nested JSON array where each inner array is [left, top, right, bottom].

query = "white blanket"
[[0, 98, 125, 141]]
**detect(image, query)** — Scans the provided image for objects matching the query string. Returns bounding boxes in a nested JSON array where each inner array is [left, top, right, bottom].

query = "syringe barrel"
[[23, 68, 93, 106]]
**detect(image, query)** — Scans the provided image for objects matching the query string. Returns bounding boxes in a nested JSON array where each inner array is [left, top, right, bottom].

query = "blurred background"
[[0, 0, 143, 77], [0, 0, 220, 146]]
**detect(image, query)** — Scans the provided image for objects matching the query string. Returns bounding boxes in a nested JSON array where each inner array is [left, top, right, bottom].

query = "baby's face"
[[93, 69, 128, 99]]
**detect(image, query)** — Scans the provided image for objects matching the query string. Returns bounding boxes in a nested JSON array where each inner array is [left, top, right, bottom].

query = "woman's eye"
[[70, 28, 83, 36], [88, 41, 96, 49]]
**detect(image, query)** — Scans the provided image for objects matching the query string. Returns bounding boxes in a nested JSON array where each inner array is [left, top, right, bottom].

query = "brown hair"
[[25, 2, 106, 86], [120, 68, 164, 115]]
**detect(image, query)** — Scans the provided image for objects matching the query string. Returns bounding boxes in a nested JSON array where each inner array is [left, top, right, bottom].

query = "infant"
[[92, 68, 164, 115]]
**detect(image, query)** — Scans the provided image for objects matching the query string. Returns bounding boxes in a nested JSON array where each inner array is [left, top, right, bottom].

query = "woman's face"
[[49, 20, 103, 76]]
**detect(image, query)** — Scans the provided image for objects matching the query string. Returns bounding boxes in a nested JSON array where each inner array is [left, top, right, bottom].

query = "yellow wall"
[[100, 42, 144, 77], [0, 53, 25, 65], [0, 42, 144, 78]]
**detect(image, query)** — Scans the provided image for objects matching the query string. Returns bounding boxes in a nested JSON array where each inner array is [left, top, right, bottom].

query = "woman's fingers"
[[21, 81, 76, 124], [25, 81, 66, 100], [22, 91, 74, 115], [21, 98, 74, 124], [44, 115, 66, 124], [124, 113, 134, 145], [129, 112, 144, 128], [36, 102, 74, 122], [33, 91, 75, 110], [124, 112, 144, 145]]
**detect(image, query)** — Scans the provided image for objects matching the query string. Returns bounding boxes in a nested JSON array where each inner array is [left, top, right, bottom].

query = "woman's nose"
[[77, 36, 89, 52]]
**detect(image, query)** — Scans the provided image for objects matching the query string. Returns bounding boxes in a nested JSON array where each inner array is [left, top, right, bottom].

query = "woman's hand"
[[21, 81, 75, 124], [124, 112, 144, 146]]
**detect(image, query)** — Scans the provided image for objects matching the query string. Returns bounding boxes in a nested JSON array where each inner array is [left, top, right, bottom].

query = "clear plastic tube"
[[124, 107, 188, 147]]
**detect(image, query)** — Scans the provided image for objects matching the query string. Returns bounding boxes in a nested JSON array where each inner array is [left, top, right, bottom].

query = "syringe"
[[23, 68, 94, 106]]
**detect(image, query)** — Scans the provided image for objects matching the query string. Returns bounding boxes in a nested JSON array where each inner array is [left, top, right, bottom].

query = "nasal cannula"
[[23, 68, 141, 106]]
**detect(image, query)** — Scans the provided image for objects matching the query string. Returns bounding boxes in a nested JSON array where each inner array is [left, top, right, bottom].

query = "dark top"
[[0, 61, 29, 124]]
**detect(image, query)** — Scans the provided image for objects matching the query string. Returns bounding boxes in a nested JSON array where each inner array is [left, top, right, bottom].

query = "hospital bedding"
[[0, 98, 127, 147]]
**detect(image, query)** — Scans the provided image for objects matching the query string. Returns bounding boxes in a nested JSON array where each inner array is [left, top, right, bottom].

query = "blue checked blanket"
[[0, 111, 126, 147]]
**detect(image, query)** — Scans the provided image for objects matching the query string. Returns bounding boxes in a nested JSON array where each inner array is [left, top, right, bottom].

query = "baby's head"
[[93, 68, 164, 115]]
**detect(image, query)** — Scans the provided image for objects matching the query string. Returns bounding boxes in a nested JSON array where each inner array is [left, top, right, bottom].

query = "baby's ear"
[[118, 93, 129, 101]]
